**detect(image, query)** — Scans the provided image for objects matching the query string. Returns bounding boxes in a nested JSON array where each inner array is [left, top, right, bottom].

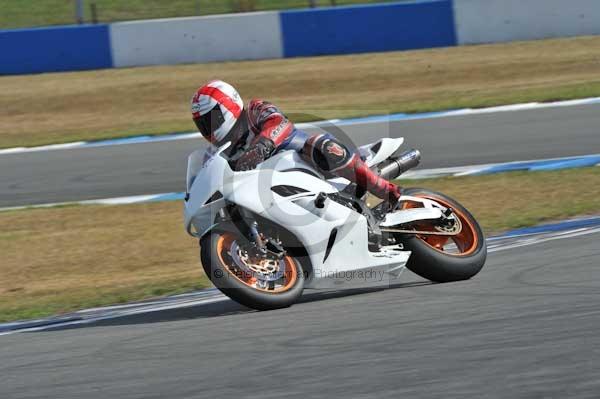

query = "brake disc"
[[229, 241, 285, 282]]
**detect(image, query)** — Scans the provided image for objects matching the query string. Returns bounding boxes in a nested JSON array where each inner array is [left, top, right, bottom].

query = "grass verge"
[[0, 1, 398, 29], [1, 35, 600, 148], [1, 167, 600, 322]]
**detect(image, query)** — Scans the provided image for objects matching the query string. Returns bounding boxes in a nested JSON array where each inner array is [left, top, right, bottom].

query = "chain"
[[380, 217, 462, 236]]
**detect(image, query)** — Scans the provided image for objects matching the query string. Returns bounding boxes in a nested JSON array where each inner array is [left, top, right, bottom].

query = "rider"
[[191, 80, 402, 207]]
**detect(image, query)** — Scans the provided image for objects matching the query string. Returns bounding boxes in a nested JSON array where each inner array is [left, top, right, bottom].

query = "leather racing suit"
[[231, 99, 401, 204]]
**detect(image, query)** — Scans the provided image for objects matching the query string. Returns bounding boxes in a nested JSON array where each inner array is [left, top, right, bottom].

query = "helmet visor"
[[193, 104, 225, 142]]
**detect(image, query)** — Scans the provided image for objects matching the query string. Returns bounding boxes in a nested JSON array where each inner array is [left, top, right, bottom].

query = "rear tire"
[[398, 188, 487, 283], [200, 231, 305, 310]]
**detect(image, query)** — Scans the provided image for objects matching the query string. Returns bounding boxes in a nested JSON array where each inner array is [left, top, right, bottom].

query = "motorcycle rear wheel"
[[200, 231, 305, 310], [397, 188, 487, 283]]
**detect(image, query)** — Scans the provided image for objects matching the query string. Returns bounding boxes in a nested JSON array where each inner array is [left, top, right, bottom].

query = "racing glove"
[[234, 137, 276, 171]]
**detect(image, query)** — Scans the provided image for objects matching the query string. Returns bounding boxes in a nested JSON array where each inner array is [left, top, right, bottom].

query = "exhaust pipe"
[[377, 149, 421, 181]]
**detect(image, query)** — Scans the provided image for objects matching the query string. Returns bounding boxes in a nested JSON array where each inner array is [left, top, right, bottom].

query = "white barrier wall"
[[454, 0, 600, 45], [7, 2, 600, 75], [109, 12, 283, 68]]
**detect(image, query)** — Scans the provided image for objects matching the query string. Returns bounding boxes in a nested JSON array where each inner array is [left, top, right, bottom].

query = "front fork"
[[227, 206, 286, 260]]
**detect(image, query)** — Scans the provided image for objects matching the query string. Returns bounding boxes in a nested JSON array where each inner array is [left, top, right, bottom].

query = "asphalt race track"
[[1, 231, 599, 398], [1, 103, 599, 207], [2, 104, 600, 398]]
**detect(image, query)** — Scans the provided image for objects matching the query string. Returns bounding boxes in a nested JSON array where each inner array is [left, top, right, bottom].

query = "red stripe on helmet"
[[198, 86, 242, 118]]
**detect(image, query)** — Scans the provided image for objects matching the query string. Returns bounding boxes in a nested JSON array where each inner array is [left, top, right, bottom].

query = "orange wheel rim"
[[215, 233, 298, 292], [402, 195, 479, 257]]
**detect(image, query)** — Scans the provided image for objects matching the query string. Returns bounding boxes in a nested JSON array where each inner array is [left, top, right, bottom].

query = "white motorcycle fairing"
[[184, 138, 438, 289], [359, 137, 404, 167]]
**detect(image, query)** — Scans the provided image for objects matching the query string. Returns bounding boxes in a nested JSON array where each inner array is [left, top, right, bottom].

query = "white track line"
[[2, 221, 600, 335], [1, 97, 599, 156]]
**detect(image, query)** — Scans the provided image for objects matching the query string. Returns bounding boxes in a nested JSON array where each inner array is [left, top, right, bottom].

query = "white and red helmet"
[[191, 80, 244, 143]]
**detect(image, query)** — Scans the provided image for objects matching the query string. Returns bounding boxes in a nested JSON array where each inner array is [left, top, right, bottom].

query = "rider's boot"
[[334, 154, 402, 250], [301, 133, 402, 212], [335, 153, 402, 211]]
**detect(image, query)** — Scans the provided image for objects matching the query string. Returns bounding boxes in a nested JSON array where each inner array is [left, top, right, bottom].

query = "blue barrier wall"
[[4, 0, 599, 75], [280, 0, 457, 57], [0, 25, 112, 74]]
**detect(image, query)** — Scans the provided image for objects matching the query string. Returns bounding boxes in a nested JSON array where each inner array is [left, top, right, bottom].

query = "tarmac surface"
[[2, 104, 600, 398], [1, 231, 599, 398], [1, 103, 599, 207]]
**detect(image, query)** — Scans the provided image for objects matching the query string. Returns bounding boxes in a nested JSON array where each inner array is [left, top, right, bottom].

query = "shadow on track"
[[44, 281, 432, 331]]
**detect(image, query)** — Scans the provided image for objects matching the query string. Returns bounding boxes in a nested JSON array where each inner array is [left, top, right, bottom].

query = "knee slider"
[[303, 134, 352, 172]]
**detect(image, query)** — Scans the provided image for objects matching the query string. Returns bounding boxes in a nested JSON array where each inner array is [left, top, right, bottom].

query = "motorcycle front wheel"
[[398, 188, 487, 283], [200, 231, 305, 310]]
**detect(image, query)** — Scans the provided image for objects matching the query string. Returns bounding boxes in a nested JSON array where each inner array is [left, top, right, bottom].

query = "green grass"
[[2, 35, 600, 149], [0, 0, 400, 29], [1, 167, 600, 322], [2, 279, 209, 323]]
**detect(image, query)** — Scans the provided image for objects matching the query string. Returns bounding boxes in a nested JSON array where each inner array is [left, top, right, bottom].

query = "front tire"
[[398, 188, 487, 283], [200, 231, 305, 310]]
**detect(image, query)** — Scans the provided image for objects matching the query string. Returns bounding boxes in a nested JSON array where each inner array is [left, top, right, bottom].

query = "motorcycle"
[[184, 137, 486, 310]]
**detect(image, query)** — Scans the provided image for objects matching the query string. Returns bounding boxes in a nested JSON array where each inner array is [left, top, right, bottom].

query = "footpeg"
[[314, 192, 327, 209], [443, 207, 453, 218]]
